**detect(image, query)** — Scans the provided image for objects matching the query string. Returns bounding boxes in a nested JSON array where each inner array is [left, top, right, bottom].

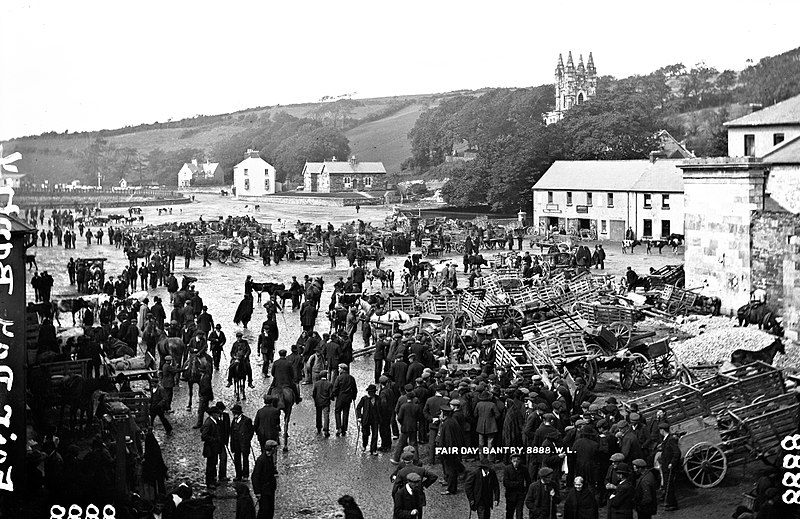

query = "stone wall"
[[680, 158, 768, 313], [767, 164, 800, 213], [751, 211, 800, 341]]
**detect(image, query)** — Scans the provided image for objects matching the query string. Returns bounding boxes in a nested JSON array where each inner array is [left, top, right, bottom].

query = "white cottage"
[[233, 150, 276, 197]]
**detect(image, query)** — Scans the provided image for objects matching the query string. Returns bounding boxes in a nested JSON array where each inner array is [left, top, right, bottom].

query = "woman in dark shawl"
[[233, 293, 254, 329], [562, 476, 599, 519], [502, 390, 525, 460], [142, 431, 168, 499]]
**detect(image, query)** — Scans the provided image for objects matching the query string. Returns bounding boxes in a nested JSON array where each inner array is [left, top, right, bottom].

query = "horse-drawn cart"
[[460, 290, 510, 328], [216, 238, 244, 263], [630, 361, 798, 488]]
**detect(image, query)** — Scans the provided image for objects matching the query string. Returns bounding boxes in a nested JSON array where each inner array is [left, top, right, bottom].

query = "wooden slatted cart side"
[[567, 274, 601, 302], [494, 340, 541, 380], [627, 383, 700, 419], [104, 391, 151, 431], [523, 314, 582, 340], [728, 394, 800, 459], [387, 296, 418, 313], [706, 361, 788, 412], [41, 359, 91, 379], [646, 386, 711, 425], [421, 295, 461, 316]]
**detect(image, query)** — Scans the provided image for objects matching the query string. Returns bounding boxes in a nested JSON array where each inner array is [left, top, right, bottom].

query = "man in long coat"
[[356, 383, 382, 454], [254, 395, 281, 452], [332, 363, 358, 436], [252, 440, 279, 519], [300, 300, 316, 332], [201, 406, 222, 488], [230, 403, 255, 481], [525, 467, 560, 519], [438, 404, 464, 495], [465, 459, 501, 519]]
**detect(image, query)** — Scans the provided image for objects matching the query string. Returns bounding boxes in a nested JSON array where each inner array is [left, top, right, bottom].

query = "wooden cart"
[[460, 290, 509, 327]]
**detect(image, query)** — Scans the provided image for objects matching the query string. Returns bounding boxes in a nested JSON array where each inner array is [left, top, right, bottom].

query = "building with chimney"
[[544, 51, 597, 125], [302, 156, 386, 193], [177, 158, 224, 187], [233, 150, 277, 197]]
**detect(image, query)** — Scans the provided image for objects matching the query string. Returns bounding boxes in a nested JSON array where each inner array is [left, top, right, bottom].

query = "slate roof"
[[724, 94, 800, 127], [534, 159, 684, 193], [304, 161, 386, 175]]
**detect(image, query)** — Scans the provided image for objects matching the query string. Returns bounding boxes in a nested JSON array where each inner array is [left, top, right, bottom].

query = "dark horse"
[[156, 331, 186, 371], [269, 385, 295, 452], [56, 374, 117, 431], [229, 357, 247, 402], [731, 338, 786, 366], [182, 349, 206, 410], [737, 302, 784, 336]]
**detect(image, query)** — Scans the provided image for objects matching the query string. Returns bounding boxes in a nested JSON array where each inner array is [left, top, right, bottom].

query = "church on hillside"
[[544, 51, 597, 125]]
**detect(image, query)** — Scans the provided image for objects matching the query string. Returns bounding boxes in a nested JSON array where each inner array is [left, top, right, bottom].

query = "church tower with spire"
[[544, 51, 597, 125]]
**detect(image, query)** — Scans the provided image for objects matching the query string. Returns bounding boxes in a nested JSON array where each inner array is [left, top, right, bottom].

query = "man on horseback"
[[228, 332, 255, 389], [269, 349, 302, 404]]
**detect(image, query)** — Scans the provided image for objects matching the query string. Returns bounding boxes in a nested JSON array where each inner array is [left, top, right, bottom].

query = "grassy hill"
[[6, 94, 448, 185]]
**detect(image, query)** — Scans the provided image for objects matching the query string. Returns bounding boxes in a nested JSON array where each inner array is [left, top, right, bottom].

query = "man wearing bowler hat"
[[356, 383, 381, 454], [230, 403, 254, 481]]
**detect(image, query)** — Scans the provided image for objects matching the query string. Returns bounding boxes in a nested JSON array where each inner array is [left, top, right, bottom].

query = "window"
[[774, 133, 785, 146], [744, 134, 755, 157], [244, 179, 250, 190], [265, 178, 270, 190], [364, 177, 372, 188], [547, 191, 554, 204], [601, 220, 607, 234], [343, 176, 352, 188], [643, 219, 652, 237], [243, 168, 248, 176], [586, 193, 593, 206], [566, 192, 573, 205], [662, 194, 670, 209], [661, 220, 671, 238], [607, 193, 614, 207], [643, 193, 652, 209]]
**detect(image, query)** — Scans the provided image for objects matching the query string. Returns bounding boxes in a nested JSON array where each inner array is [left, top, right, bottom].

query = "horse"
[[229, 357, 248, 402], [736, 302, 784, 336], [730, 338, 786, 366], [272, 289, 295, 312], [181, 349, 205, 410], [156, 331, 186, 370], [55, 374, 116, 431], [54, 298, 95, 326], [251, 282, 284, 303], [621, 240, 641, 254], [368, 268, 394, 288], [269, 385, 295, 452]]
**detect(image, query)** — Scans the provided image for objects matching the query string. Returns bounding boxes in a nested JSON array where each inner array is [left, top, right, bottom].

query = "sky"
[[1, 0, 799, 140]]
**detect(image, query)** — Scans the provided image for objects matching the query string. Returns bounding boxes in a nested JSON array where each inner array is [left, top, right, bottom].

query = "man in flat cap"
[[607, 462, 635, 518], [656, 422, 680, 511], [525, 467, 560, 519], [393, 470, 425, 519], [633, 459, 658, 519], [252, 440, 279, 519], [617, 419, 644, 464]]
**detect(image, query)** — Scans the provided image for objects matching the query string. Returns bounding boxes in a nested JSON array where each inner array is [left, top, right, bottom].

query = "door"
[[609, 220, 625, 241], [643, 219, 653, 238], [661, 220, 671, 239]]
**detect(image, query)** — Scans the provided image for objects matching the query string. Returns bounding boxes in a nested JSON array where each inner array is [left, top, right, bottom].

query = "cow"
[[251, 282, 285, 303]]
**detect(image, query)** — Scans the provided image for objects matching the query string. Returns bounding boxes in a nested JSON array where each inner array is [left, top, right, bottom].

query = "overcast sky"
[[1, 0, 798, 140]]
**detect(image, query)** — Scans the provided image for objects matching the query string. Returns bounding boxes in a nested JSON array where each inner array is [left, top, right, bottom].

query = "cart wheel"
[[676, 364, 695, 385], [654, 348, 679, 380], [209, 248, 219, 260], [469, 350, 480, 365], [231, 249, 241, 263], [619, 363, 635, 391], [454, 243, 464, 254], [570, 358, 597, 390], [609, 321, 632, 349], [441, 287, 455, 296], [586, 345, 604, 390], [666, 300, 688, 317], [683, 442, 728, 488], [218, 252, 229, 263], [505, 307, 526, 328], [631, 353, 652, 388]]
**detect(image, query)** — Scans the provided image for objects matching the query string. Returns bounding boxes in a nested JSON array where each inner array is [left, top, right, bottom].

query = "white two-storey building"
[[532, 157, 684, 241]]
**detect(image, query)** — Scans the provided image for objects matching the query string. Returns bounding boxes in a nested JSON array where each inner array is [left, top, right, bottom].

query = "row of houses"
[[531, 95, 800, 240]]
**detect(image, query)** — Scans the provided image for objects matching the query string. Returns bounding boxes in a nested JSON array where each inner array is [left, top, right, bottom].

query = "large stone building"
[[302, 157, 386, 193], [233, 150, 277, 197], [532, 156, 685, 240], [681, 94, 800, 340], [544, 51, 597, 125]]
